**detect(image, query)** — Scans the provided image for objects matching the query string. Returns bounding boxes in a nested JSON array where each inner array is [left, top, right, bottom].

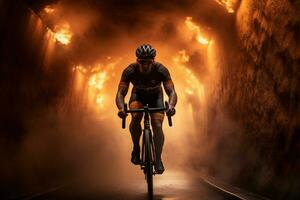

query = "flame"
[[172, 50, 208, 135], [88, 71, 107, 90], [96, 95, 105, 106], [44, 5, 55, 14], [88, 69, 107, 108], [184, 67, 202, 96], [172, 50, 202, 96], [215, 0, 235, 13], [73, 65, 87, 73], [185, 17, 210, 45], [173, 50, 189, 63], [53, 23, 72, 45], [72, 65, 107, 108], [72, 59, 120, 110], [40, 6, 72, 45]]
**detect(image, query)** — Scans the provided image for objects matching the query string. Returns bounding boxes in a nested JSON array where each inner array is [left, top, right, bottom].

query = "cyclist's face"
[[137, 59, 154, 73]]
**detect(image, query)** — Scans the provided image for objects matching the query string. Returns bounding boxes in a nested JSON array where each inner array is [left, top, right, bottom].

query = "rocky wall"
[[207, 0, 300, 199]]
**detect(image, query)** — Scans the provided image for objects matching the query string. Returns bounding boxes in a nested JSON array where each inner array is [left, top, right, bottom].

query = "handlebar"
[[122, 101, 173, 129]]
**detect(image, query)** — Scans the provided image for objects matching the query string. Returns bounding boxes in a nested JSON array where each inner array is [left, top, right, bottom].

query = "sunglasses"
[[137, 59, 154, 65]]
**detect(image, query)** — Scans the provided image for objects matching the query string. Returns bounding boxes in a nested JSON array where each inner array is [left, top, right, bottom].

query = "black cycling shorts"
[[129, 89, 164, 111]]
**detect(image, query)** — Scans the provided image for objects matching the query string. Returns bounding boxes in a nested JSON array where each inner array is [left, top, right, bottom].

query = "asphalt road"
[[24, 170, 232, 200]]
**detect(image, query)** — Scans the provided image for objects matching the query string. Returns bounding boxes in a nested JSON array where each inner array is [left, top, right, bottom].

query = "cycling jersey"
[[120, 62, 172, 108]]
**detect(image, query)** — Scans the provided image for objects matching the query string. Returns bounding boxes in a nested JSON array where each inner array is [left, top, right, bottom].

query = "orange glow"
[[172, 50, 203, 97], [73, 68, 86, 94], [28, 11, 56, 70], [44, 5, 55, 14], [89, 71, 107, 90], [42, 29, 56, 69], [185, 17, 210, 45], [96, 95, 105, 107], [73, 65, 88, 74], [72, 61, 120, 109], [53, 23, 72, 45], [215, 0, 235, 13], [173, 50, 189, 63], [171, 49, 208, 137], [87, 69, 107, 108]]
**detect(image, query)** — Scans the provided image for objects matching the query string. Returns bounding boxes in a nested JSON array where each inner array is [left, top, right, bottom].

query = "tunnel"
[[0, 0, 299, 199]]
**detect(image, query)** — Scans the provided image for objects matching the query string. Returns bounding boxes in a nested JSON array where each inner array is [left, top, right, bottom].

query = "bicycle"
[[121, 101, 173, 199]]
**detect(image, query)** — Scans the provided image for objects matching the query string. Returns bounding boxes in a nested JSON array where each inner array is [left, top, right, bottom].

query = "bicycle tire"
[[144, 129, 153, 199]]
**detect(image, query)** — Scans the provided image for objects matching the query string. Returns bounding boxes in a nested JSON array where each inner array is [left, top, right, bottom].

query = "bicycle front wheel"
[[144, 129, 153, 199]]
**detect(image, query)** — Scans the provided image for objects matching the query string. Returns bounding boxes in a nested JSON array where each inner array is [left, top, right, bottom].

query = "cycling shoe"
[[131, 149, 141, 165], [155, 160, 165, 174]]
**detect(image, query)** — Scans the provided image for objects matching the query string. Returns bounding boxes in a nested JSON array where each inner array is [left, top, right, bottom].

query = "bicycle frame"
[[140, 105, 157, 172], [121, 101, 173, 199]]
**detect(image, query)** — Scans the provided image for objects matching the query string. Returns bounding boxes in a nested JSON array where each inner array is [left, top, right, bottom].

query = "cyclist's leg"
[[149, 92, 165, 162], [129, 100, 143, 152], [150, 112, 165, 161]]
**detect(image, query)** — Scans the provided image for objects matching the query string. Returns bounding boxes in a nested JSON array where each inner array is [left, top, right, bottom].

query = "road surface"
[[22, 170, 234, 200]]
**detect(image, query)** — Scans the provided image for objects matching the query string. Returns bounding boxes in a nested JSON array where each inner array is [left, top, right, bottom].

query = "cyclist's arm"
[[159, 64, 177, 108], [163, 79, 177, 108], [116, 81, 129, 110], [116, 68, 131, 110]]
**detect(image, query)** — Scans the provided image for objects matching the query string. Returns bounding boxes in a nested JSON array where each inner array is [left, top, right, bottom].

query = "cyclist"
[[115, 44, 177, 174]]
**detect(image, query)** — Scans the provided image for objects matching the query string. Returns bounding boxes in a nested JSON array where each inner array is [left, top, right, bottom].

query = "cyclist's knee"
[[129, 101, 143, 124], [150, 112, 164, 122], [129, 101, 143, 110], [151, 119, 163, 130], [131, 113, 143, 123]]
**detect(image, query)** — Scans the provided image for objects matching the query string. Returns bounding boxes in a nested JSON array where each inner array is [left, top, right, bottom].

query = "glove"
[[118, 108, 128, 119], [166, 105, 176, 116]]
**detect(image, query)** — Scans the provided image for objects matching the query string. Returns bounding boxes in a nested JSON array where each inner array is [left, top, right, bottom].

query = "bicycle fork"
[[141, 130, 157, 176], [141, 110, 157, 176]]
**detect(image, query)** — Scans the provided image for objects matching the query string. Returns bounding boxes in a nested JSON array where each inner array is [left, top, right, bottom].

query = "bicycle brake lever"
[[122, 103, 128, 129], [164, 101, 173, 127]]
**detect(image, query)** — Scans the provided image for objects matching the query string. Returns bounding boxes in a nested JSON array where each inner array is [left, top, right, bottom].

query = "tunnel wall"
[[207, 0, 300, 199], [0, 1, 73, 198]]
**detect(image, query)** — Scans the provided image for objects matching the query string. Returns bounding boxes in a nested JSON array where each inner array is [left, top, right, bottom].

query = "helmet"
[[135, 44, 156, 59]]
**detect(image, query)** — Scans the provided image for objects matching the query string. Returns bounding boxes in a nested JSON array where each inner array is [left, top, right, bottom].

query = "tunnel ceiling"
[[23, 0, 237, 64]]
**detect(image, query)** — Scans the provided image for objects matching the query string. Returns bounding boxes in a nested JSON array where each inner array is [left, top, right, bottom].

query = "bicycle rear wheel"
[[144, 129, 153, 199]]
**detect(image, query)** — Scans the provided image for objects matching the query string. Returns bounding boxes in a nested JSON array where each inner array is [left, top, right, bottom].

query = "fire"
[[215, 0, 235, 13], [40, 5, 72, 45], [173, 50, 189, 63], [73, 65, 87, 73], [53, 23, 72, 45], [172, 50, 202, 96], [73, 63, 114, 108], [185, 17, 210, 45], [44, 5, 55, 14], [88, 71, 107, 90], [88, 68, 108, 108], [96, 95, 105, 106], [172, 50, 208, 135], [183, 67, 202, 96], [72, 58, 121, 110]]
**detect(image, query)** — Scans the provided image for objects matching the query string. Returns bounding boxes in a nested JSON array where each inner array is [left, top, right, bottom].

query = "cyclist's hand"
[[166, 105, 176, 116], [118, 109, 128, 119]]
